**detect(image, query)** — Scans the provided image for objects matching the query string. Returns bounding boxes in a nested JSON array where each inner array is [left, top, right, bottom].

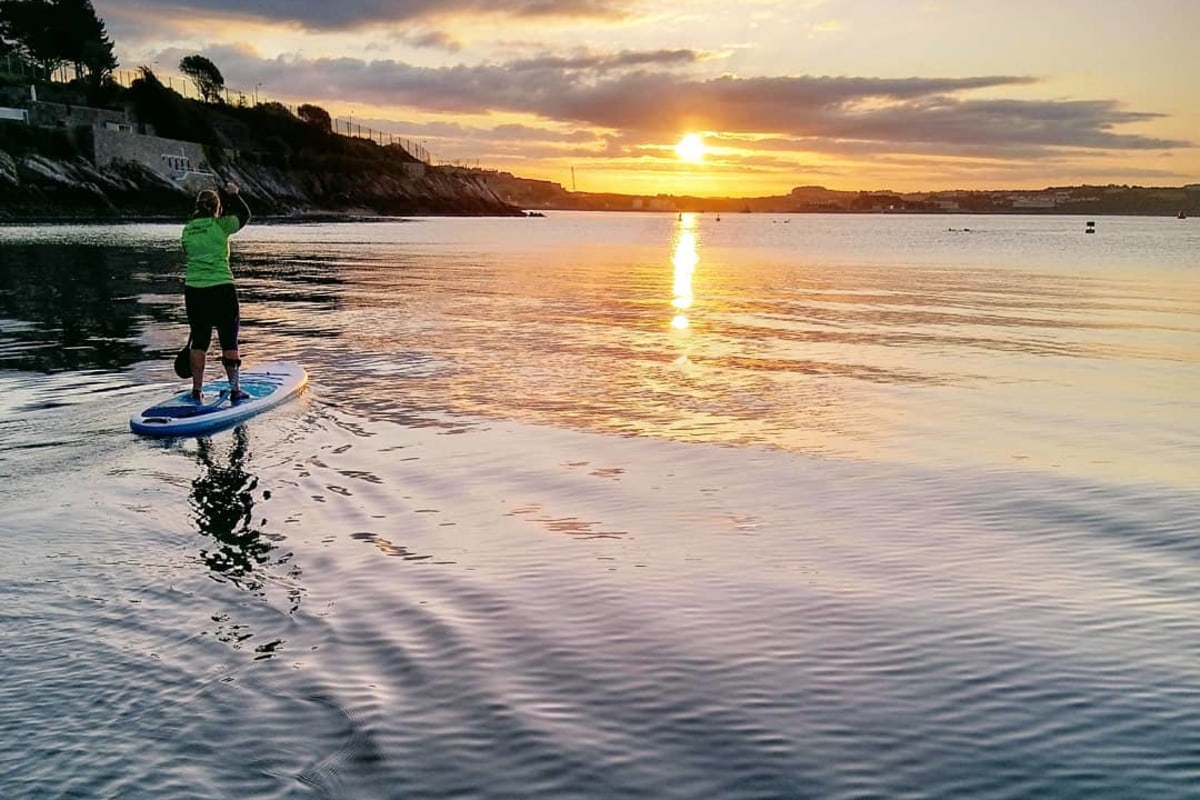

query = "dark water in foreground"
[[1, 213, 1198, 798]]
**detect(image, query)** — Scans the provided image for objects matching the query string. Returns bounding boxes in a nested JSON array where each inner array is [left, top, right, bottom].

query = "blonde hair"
[[195, 189, 220, 216]]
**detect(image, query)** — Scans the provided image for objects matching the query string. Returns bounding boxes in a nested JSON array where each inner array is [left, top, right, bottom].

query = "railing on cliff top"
[[103, 69, 437, 166], [2, 56, 436, 166]]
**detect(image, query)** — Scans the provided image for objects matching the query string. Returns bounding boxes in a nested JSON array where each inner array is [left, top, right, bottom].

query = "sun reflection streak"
[[669, 213, 700, 368], [671, 213, 698, 334]]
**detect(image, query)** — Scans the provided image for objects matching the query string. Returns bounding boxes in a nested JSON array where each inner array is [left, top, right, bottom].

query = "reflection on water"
[[0, 242, 180, 372], [190, 426, 303, 658], [1, 216, 1199, 799], [191, 427, 268, 590], [0, 236, 352, 374], [2, 214, 1198, 485], [670, 213, 698, 373], [671, 212, 697, 334]]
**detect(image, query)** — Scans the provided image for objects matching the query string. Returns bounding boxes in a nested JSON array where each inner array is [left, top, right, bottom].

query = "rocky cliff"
[[0, 146, 523, 220]]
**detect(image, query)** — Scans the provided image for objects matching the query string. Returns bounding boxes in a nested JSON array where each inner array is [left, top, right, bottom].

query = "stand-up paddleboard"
[[130, 361, 307, 437]]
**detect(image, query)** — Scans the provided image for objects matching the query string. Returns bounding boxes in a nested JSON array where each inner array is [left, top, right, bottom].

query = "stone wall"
[[87, 127, 213, 180], [28, 100, 128, 129]]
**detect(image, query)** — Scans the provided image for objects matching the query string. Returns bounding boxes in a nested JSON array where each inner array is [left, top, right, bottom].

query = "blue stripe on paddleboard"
[[130, 362, 307, 437]]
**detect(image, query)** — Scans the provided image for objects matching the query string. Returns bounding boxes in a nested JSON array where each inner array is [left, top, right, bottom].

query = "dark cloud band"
[[193, 45, 1186, 155], [96, 0, 636, 30]]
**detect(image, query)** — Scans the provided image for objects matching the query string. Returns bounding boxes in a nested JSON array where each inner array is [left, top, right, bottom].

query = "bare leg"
[[190, 348, 207, 394]]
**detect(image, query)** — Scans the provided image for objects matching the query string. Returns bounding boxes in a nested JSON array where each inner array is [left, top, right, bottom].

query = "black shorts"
[[184, 283, 240, 351]]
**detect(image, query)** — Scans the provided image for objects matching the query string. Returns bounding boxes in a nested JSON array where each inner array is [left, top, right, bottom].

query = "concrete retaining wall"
[[28, 101, 128, 129], [89, 127, 213, 180]]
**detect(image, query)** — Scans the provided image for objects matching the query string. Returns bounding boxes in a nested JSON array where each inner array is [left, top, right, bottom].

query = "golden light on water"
[[671, 213, 698, 330]]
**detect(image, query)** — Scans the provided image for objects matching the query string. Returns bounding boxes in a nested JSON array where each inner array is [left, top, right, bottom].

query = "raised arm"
[[221, 181, 251, 231]]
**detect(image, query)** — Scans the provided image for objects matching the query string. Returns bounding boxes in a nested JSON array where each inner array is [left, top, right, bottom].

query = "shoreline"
[[1, 208, 1188, 224], [0, 210, 531, 225]]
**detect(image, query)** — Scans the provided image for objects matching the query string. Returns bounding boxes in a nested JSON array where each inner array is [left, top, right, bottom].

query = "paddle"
[[174, 336, 193, 378]]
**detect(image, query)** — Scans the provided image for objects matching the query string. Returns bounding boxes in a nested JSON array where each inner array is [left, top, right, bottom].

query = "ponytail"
[[195, 189, 220, 217]]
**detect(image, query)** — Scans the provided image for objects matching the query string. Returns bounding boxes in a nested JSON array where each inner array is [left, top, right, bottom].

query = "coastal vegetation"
[[177, 54, 225, 104], [0, 0, 519, 218], [0, 0, 116, 86]]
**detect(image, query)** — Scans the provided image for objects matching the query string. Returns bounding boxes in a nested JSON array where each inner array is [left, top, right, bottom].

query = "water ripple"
[[2, 216, 1199, 798]]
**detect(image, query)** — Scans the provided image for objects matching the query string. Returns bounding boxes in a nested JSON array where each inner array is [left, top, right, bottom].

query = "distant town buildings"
[[475, 174, 1197, 216]]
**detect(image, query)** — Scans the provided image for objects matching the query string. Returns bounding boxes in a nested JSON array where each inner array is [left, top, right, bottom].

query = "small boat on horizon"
[[1178, 209, 1188, 219]]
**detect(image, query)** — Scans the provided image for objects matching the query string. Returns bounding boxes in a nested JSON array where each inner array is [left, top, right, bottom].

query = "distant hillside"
[[479, 171, 1199, 217], [2, 72, 1194, 220], [0, 72, 522, 220]]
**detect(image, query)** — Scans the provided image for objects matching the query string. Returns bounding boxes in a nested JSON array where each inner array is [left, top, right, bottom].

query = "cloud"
[[488, 123, 600, 143], [139, 40, 1191, 179], [202, 48, 1187, 156], [394, 30, 464, 52], [812, 19, 843, 33], [95, 0, 638, 32], [505, 49, 706, 72]]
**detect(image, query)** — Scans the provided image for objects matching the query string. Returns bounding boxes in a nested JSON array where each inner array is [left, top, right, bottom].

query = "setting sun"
[[675, 133, 706, 163]]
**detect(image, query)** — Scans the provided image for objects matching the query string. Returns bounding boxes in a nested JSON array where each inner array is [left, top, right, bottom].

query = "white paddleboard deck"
[[130, 361, 307, 437]]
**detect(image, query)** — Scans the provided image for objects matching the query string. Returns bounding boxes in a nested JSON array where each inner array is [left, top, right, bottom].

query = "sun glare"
[[675, 133, 706, 163]]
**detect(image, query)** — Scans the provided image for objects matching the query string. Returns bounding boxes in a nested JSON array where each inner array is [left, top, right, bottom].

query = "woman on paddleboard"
[[182, 181, 251, 402]]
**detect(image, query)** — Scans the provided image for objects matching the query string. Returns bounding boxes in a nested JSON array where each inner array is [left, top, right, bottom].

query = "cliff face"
[[226, 159, 524, 217], [0, 147, 523, 220]]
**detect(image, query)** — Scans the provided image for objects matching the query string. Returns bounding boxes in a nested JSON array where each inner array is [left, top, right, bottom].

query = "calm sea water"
[[1, 212, 1198, 798]]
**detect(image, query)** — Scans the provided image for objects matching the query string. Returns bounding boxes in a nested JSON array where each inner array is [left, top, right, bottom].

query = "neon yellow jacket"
[[182, 193, 250, 287], [182, 214, 242, 287]]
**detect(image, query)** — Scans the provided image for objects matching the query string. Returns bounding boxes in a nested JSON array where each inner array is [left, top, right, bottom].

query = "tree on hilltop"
[[0, 0, 114, 81], [128, 65, 218, 146], [179, 54, 225, 103], [0, 0, 64, 76], [55, 0, 116, 83], [298, 103, 331, 133], [257, 101, 293, 117]]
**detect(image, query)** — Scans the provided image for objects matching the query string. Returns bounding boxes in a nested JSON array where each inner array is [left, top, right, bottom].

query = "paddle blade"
[[173, 344, 192, 378]]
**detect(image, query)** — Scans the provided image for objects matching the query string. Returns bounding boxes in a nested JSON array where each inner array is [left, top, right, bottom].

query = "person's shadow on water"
[[189, 427, 303, 658], [190, 426, 272, 593]]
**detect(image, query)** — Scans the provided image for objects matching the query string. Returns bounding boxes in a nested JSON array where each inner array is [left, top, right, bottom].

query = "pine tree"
[[0, 0, 62, 77], [0, 0, 115, 81], [54, 0, 117, 82]]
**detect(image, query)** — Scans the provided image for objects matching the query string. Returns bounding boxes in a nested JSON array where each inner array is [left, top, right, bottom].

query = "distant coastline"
[[1, 85, 1194, 222], [2, 76, 1193, 222], [479, 172, 1200, 217], [0, 211, 415, 225]]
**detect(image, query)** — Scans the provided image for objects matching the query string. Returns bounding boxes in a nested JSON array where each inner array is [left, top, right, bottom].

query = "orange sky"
[[95, 0, 1200, 196]]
